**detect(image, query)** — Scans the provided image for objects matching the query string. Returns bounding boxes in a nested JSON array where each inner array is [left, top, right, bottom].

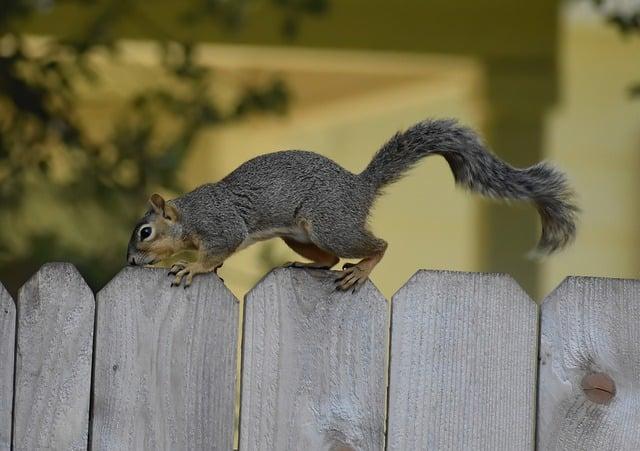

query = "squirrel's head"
[[126, 193, 185, 266]]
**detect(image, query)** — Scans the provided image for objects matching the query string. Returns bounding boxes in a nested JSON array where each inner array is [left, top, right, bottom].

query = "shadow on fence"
[[1, 263, 639, 450]]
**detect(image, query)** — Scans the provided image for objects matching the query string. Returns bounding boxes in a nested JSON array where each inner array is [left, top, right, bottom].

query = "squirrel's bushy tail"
[[360, 118, 579, 254]]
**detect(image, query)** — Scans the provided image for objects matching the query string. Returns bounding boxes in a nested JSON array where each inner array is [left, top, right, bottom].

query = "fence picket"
[[12, 263, 94, 451], [3, 264, 640, 450], [0, 284, 15, 451], [239, 268, 388, 451], [538, 276, 640, 450], [386, 270, 538, 450], [90, 267, 239, 450]]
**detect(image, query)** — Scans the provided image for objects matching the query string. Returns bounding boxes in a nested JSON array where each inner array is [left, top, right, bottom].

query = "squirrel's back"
[[219, 150, 375, 231]]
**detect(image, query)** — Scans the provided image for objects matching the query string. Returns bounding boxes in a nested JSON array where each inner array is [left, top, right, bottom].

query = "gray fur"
[[170, 151, 384, 260], [128, 118, 578, 267]]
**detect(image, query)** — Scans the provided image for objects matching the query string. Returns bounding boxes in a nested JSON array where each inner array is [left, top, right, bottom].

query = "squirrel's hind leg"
[[281, 237, 339, 269], [296, 217, 387, 291]]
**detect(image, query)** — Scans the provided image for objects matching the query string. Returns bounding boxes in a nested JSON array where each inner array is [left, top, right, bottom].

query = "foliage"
[[0, 0, 327, 293], [591, 0, 640, 96], [592, 0, 640, 34]]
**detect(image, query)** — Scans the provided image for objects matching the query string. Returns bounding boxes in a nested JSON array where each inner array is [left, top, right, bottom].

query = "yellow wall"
[[543, 6, 640, 296]]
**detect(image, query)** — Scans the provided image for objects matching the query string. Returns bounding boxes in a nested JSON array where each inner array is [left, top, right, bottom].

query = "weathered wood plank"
[[13, 263, 94, 451], [240, 268, 388, 451], [387, 270, 537, 450], [91, 267, 239, 451], [538, 276, 640, 450], [0, 284, 15, 451]]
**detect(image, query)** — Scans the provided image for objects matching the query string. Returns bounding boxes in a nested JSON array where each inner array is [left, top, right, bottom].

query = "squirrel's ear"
[[149, 193, 165, 215], [149, 193, 180, 222], [164, 203, 180, 222]]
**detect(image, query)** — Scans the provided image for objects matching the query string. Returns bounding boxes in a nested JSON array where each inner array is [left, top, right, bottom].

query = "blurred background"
[[0, 0, 638, 301]]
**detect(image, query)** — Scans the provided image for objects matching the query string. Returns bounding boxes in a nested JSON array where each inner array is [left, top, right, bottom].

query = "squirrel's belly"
[[237, 225, 310, 251]]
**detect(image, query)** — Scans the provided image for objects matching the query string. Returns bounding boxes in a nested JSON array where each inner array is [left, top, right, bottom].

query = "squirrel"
[[126, 118, 578, 291]]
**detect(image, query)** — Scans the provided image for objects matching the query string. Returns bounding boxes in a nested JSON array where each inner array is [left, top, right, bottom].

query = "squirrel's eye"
[[139, 226, 153, 241]]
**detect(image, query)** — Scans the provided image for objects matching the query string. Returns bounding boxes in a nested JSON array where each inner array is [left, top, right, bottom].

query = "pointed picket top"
[[387, 269, 538, 450], [240, 267, 388, 451], [0, 282, 15, 451], [538, 276, 640, 450], [13, 262, 94, 451], [91, 266, 239, 451]]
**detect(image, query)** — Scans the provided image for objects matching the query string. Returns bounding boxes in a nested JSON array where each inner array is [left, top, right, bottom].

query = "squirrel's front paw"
[[169, 261, 222, 288], [170, 263, 202, 288]]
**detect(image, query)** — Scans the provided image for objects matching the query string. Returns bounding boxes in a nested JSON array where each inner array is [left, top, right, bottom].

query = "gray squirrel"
[[126, 118, 578, 290]]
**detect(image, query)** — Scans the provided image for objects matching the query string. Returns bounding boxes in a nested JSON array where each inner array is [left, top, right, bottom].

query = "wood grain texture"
[[387, 270, 538, 451], [91, 267, 239, 451], [0, 283, 15, 451], [538, 276, 640, 450], [13, 263, 94, 451], [240, 268, 388, 451]]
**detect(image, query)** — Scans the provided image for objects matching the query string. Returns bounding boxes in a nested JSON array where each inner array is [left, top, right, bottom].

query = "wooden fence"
[[0, 263, 638, 450]]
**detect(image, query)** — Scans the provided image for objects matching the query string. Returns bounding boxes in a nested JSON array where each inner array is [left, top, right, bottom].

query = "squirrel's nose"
[[128, 255, 138, 266]]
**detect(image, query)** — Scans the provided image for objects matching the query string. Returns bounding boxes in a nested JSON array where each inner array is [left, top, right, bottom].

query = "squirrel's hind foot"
[[335, 252, 385, 292], [335, 265, 369, 292]]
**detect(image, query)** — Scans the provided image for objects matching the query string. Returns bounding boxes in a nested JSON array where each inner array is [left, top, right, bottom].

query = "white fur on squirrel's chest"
[[238, 225, 310, 250]]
